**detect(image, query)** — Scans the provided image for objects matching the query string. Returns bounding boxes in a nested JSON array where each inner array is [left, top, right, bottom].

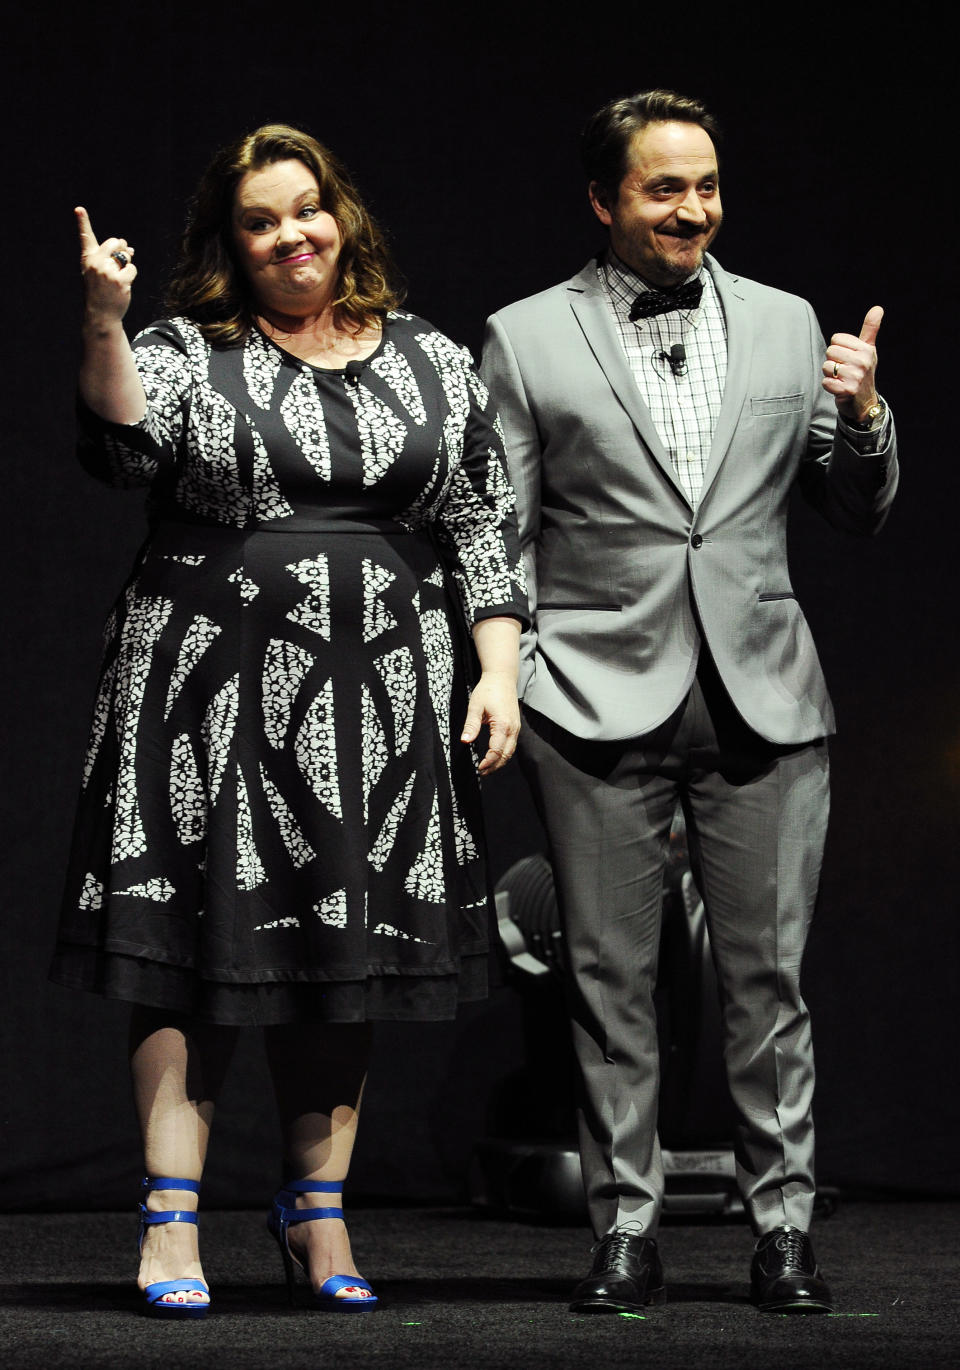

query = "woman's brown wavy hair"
[[164, 124, 404, 344]]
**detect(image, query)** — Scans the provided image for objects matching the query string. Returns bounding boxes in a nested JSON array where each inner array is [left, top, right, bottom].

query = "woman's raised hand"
[[75, 206, 137, 324], [75, 206, 146, 422]]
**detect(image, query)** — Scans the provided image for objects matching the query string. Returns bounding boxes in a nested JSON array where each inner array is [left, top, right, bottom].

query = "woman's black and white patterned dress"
[[51, 312, 527, 1024]]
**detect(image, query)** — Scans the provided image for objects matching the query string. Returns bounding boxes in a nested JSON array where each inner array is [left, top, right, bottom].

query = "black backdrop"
[[2, 1, 957, 1211]]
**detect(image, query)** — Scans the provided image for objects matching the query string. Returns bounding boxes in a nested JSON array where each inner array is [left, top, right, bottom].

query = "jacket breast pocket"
[[750, 393, 805, 417]]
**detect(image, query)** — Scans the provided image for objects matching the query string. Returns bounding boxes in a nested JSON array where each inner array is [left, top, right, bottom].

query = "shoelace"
[[768, 1227, 810, 1271], [593, 1232, 645, 1272]]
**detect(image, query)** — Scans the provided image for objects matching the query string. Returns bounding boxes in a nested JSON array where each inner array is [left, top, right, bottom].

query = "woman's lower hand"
[[461, 670, 521, 775]]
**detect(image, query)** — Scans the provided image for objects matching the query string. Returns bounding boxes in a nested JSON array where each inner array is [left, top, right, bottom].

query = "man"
[[480, 90, 897, 1315]]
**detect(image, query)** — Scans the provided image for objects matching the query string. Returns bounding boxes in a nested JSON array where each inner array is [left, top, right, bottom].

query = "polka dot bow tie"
[[628, 278, 703, 321]]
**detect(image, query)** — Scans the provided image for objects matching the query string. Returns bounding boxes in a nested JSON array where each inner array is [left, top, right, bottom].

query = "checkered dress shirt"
[[600, 250, 726, 508], [600, 251, 890, 499]]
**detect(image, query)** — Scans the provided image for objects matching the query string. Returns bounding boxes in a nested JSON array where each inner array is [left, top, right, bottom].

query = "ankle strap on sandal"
[[141, 1176, 202, 1195], [272, 1180, 344, 1225], [280, 1179, 343, 1194], [138, 1176, 202, 1254], [140, 1208, 199, 1227]]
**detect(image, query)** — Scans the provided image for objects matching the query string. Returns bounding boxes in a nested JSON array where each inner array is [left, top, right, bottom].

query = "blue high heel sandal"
[[268, 1180, 378, 1311], [138, 1176, 210, 1319]]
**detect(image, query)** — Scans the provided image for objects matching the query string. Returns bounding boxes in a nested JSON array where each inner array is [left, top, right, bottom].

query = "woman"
[[51, 124, 525, 1318]]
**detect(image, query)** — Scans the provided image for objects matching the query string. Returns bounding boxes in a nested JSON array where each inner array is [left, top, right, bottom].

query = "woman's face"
[[232, 159, 342, 317]]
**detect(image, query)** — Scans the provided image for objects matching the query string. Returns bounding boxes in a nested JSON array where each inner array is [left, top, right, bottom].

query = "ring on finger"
[[111, 250, 129, 268], [832, 361, 840, 379]]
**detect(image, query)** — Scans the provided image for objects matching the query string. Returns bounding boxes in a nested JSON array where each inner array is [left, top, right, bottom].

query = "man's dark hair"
[[581, 90, 720, 201]]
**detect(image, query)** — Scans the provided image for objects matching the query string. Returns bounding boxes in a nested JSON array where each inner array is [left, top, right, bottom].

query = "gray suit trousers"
[[518, 653, 830, 1239]]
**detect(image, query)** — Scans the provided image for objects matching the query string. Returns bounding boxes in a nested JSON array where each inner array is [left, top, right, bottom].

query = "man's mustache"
[[657, 225, 714, 240]]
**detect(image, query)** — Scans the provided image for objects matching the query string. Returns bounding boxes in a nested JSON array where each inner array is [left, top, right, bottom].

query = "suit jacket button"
[[690, 533, 703, 548]]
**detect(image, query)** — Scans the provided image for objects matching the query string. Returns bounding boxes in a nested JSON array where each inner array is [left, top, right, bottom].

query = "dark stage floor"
[[0, 1201, 954, 1369]]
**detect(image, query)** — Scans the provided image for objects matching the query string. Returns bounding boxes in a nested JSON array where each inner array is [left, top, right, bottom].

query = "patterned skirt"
[[51, 518, 491, 1024]]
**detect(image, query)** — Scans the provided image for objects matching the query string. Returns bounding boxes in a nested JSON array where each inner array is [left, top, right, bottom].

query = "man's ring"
[[832, 361, 840, 378], [111, 250, 129, 268]]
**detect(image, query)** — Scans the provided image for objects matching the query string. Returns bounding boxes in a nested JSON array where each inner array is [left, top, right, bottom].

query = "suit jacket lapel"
[[697, 256, 752, 505], [566, 261, 690, 506]]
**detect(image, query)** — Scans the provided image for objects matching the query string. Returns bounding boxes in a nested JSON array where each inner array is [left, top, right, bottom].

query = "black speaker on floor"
[[470, 813, 743, 1220]]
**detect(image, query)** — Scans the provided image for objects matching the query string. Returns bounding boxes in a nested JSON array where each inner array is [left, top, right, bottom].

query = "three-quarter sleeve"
[[431, 350, 528, 629], [77, 320, 195, 488]]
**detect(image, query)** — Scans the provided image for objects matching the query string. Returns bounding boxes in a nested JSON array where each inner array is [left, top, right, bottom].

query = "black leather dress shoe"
[[569, 1232, 666, 1313], [751, 1226, 833, 1313]]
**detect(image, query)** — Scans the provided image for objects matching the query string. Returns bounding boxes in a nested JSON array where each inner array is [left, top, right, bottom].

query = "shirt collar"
[[602, 247, 704, 300]]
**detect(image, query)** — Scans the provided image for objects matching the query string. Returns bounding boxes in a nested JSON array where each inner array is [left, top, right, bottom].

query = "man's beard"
[[652, 224, 718, 284], [656, 252, 703, 285]]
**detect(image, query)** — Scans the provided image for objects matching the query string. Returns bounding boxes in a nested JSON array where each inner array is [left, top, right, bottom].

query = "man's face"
[[590, 121, 722, 286]]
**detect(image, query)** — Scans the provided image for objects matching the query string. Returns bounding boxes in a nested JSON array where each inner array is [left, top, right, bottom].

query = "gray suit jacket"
[[480, 255, 898, 745]]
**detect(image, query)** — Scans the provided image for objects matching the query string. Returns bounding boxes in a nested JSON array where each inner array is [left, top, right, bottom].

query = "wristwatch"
[[844, 398, 886, 431]]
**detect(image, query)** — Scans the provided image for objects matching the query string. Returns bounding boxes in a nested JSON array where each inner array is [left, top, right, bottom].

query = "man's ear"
[[588, 180, 614, 227]]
